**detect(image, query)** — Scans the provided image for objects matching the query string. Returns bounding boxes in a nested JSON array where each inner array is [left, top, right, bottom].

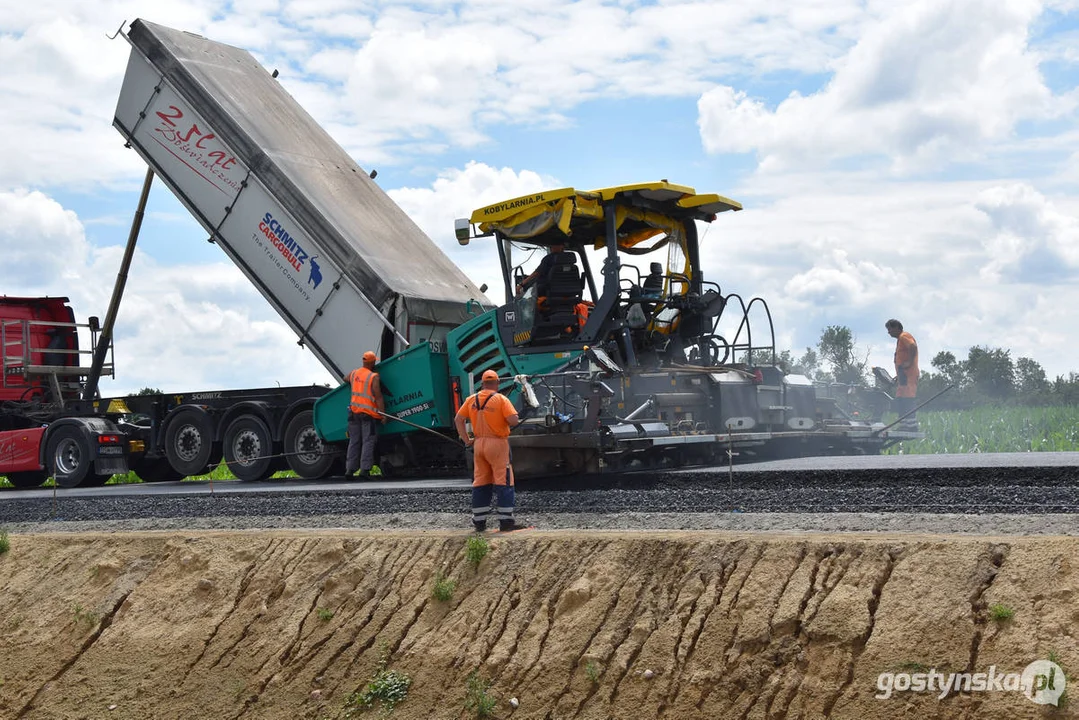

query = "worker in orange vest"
[[345, 351, 385, 477], [886, 319, 919, 430], [454, 369, 523, 532]]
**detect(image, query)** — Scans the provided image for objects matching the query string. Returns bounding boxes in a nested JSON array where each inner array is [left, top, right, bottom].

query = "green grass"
[[464, 671, 497, 718], [884, 404, 1079, 454], [896, 661, 931, 672], [0, 529, 9, 555], [432, 571, 456, 602], [585, 660, 602, 684], [1, 459, 298, 488], [71, 603, 99, 629], [988, 603, 1015, 623], [317, 607, 334, 621], [465, 536, 489, 568], [344, 642, 412, 717]]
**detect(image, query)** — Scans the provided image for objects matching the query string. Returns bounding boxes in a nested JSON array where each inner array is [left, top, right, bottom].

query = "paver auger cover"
[[113, 19, 488, 378]]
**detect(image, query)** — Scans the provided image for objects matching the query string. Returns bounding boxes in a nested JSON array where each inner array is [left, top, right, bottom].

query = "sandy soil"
[[0, 530, 1076, 719]]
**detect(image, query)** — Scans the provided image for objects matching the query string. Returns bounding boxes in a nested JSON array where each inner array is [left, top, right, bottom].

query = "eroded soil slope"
[[0, 530, 1076, 719]]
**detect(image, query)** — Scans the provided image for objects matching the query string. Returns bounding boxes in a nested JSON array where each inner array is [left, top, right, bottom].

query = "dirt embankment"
[[0, 530, 1076, 720]]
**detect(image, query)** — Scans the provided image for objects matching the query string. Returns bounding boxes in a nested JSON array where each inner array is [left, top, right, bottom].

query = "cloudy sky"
[[2, 0, 1077, 394]]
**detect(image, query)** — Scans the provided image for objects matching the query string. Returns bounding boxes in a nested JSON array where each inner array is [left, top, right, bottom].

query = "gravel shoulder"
[[6, 510, 1079, 536]]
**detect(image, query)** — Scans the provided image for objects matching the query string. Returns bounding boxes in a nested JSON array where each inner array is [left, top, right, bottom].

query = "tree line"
[[754, 325, 1078, 410]]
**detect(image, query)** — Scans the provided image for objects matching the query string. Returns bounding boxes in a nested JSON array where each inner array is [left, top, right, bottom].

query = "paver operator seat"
[[533, 251, 583, 341]]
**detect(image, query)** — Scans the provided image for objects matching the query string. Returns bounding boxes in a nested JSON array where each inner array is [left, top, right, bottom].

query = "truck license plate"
[[98, 446, 124, 456]]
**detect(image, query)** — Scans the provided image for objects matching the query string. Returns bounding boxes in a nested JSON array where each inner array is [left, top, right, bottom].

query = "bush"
[[344, 643, 412, 716], [989, 603, 1015, 622], [466, 536, 489, 568], [464, 671, 497, 718], [432, 571, 456, 602], [585, 660, 601, 684]]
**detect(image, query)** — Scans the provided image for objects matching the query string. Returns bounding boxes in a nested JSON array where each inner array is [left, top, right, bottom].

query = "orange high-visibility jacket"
[[575, 301, 591, 329], [349, 367, 380, 417], [894, 332, 918, 398], [456, 390, 517, 438]]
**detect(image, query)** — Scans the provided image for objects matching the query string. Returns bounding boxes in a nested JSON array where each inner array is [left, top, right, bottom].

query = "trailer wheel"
[[165, 409, 214, 476], [283, 410, 335, 479], [46, 426, 93, 488], [6, 471, 47, 489], [223, 415, 274, 481], [134, 457, 184, 482]]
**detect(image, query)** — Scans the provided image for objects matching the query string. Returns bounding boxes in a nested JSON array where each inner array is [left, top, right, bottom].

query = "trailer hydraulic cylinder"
[[83, 167, 153, 400]]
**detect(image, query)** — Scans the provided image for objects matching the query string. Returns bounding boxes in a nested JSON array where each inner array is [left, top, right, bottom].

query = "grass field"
[[3, 404, 1078, 488], [0, 460, 296, 489], [883, 404, 1079, 454]]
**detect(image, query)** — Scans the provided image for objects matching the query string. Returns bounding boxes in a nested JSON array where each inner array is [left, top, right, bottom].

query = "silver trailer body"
[[113, 19, 487, 379]]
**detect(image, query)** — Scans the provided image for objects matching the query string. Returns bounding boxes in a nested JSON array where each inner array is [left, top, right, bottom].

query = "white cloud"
[[0, 189, 89, 288], [342, 26, 500, 147], [698, 0, 1057, 171], [976, 183, 1079, 280], [0, 1, 876, 190], [784, 249, 904, 306], [0, 16, 141, 190]]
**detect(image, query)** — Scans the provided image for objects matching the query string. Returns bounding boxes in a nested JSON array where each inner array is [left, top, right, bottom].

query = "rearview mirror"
[[454, 218, 471, 245]]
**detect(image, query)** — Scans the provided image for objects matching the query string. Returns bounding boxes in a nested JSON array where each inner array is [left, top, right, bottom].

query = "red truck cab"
[[2, 297, 127, 488], [1, 296, 80, 404]]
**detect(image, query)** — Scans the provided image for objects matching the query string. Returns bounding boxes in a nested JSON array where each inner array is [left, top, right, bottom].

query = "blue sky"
[[2, 0, 1078, 393]]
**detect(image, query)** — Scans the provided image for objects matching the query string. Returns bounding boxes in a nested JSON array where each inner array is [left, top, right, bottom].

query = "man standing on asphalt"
[[345, 351, 385, 477], [454, 369, 523, 532], [886, 319, 919, 430]]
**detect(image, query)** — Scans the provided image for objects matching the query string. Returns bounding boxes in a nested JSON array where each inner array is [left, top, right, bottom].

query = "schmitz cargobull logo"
[[256, 212, 323, 293]]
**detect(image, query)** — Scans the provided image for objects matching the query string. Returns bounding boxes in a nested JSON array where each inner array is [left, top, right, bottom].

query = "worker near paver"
[[345, 351, 385, 477], [886, 319, 918, 430], [454, 369, 522, 532]]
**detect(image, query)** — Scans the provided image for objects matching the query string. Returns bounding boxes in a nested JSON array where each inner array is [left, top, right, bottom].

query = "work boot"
[[498, 519, 528, 533], [358, 469, 371, 479], [473, 522, 487, 533]]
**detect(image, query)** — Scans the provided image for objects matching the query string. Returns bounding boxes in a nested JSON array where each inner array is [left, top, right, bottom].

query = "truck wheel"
[[284, 410, 335, 479], [134, 458, 183, 482], [223, 415, 274, 481], [165, 409, 214, 476], [7, 471, 47, 488], [46, 426, 93, 488]]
